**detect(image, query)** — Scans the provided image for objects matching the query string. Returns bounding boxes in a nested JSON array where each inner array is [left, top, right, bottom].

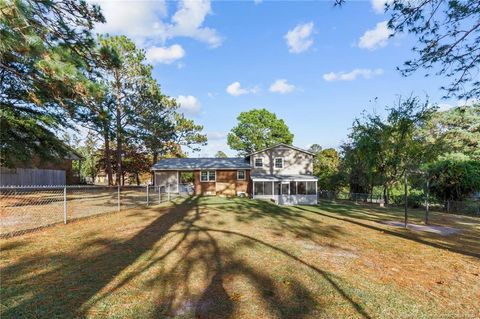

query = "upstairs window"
[[274, 158, 283, 169], [200, 170, 216, 182], [254, 158, 263, 167]]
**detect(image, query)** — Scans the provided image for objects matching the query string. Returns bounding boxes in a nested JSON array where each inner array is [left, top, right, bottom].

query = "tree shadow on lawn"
[[295, 203, 480, 259], [2, 196, 372, 319], [204, 197, 345, 245]]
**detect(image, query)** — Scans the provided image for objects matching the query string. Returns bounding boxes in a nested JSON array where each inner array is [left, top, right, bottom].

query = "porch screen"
[[274, 182, 281, 195], [264, 182, 273, 195], [254, 181, 273, 195], [254, 182, 264, 195], [307, 181, 316, 195], [297, 182, 306, 195], [290, 181, 296, 195]]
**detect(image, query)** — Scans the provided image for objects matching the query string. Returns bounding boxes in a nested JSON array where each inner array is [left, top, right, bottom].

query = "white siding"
[[250, 146, 313, 175], [253, 194, 317, 205]]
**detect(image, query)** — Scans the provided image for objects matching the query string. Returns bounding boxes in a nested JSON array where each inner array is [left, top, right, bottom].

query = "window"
[[237, 170, 246, 180], [254, 158, 263, 167], [200, 170, 215, 182], [281, 183, 289, 195], [274, 158, 283, 169]]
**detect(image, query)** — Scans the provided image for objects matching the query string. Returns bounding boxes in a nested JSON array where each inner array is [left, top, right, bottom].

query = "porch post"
[[177, 171, 180, 193], [272, 181, 274, 200], [252, 181, 255, 198]]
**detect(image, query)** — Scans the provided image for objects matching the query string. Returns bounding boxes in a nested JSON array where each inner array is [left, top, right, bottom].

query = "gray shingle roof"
[[152, 157, 251, 170], [250, 174, 318, 181]]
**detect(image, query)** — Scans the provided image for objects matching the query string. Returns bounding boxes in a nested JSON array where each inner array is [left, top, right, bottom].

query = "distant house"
[[152, 143, 318, 205], [0, 150, 83, 186]]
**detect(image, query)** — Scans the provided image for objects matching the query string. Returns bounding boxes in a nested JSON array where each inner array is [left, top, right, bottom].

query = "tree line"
[[1, 0, 206, 185], [226, 103, 479, 205]]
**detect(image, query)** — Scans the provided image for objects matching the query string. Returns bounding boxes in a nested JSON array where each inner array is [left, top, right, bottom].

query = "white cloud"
[[92, 0, 222, 48], [146, 44, 185, 64], [167, 0, 223, 48], [458, 98, 479, 107], [207, 131, 228, 140], [431, 99, 478, 112], [371, 0, 393, 13], [436, 103, 454, 112], [269, 79, 295, 94], [358, 21, 392, 50], [177, 95, 201, 114], [93, 0, 167, 40], [284, 22, 314, 53], [198, 139, 230, 157], [254, 0, 263, 4], [226, 81, 259, 96], [323, 68, 384, 81]]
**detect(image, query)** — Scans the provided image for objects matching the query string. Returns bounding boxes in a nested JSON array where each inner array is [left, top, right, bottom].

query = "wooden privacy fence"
[[0, 167, 66, 186]]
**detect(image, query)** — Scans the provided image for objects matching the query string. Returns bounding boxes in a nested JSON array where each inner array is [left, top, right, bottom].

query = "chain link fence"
[[318, 191, 384, 204], [0, 184, 190, 237], [318, 190, 480, 216]]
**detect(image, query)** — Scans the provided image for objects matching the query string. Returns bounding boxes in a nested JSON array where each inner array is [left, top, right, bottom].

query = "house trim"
[[246, 143, 315, 157]]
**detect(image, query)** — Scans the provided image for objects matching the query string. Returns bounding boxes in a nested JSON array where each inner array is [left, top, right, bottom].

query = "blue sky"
[[92, 0, 460, 157]]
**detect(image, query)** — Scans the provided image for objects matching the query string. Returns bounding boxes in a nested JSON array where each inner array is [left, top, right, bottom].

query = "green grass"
[[1, 196, 479, 318]]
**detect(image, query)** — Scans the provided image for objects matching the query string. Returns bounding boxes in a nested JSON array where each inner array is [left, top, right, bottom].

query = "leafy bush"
[[427, 155, 480, 201], [390, 193, 424, 208]]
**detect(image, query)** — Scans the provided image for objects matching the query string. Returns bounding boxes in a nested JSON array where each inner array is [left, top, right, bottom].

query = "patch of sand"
[[379, 220, 460, 236]]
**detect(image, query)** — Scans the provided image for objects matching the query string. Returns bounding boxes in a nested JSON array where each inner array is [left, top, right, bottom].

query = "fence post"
[[425, 179, 429, 224], [446, 200, 450, 213], [117, 186, 120, 212], [63, 186, 67, 224], [146, 185, 149, 206]]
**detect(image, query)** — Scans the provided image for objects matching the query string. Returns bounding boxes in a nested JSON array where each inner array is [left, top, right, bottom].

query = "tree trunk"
[[115, 71, 123, 186], [151, 151, 158, 185], [383, 184, 389, 205], [136, 173, 140, 186], [116, 106, 122, 186], [103, 126, 113, 186]]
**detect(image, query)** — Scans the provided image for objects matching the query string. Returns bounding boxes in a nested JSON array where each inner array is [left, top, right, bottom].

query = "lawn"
[[1, 196, 479, 318]]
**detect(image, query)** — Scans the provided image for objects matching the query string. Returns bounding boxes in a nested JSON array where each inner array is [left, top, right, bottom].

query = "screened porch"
[[251, 175, 318, 205]]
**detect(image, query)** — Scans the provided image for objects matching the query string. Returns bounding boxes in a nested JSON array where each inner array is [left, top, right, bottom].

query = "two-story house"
[[151, 143, 318, 205]]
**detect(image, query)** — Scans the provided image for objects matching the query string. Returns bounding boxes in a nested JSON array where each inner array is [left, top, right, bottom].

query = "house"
[[151, 143, 318, 205]]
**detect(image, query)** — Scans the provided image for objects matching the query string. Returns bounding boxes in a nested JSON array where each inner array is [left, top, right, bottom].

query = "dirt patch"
[[296, 240, 359, 258], [379, 220, 460, 236]]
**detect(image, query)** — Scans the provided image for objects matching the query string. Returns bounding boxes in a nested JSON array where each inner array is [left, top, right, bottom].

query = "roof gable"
[[246, 143, 314, 157]]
